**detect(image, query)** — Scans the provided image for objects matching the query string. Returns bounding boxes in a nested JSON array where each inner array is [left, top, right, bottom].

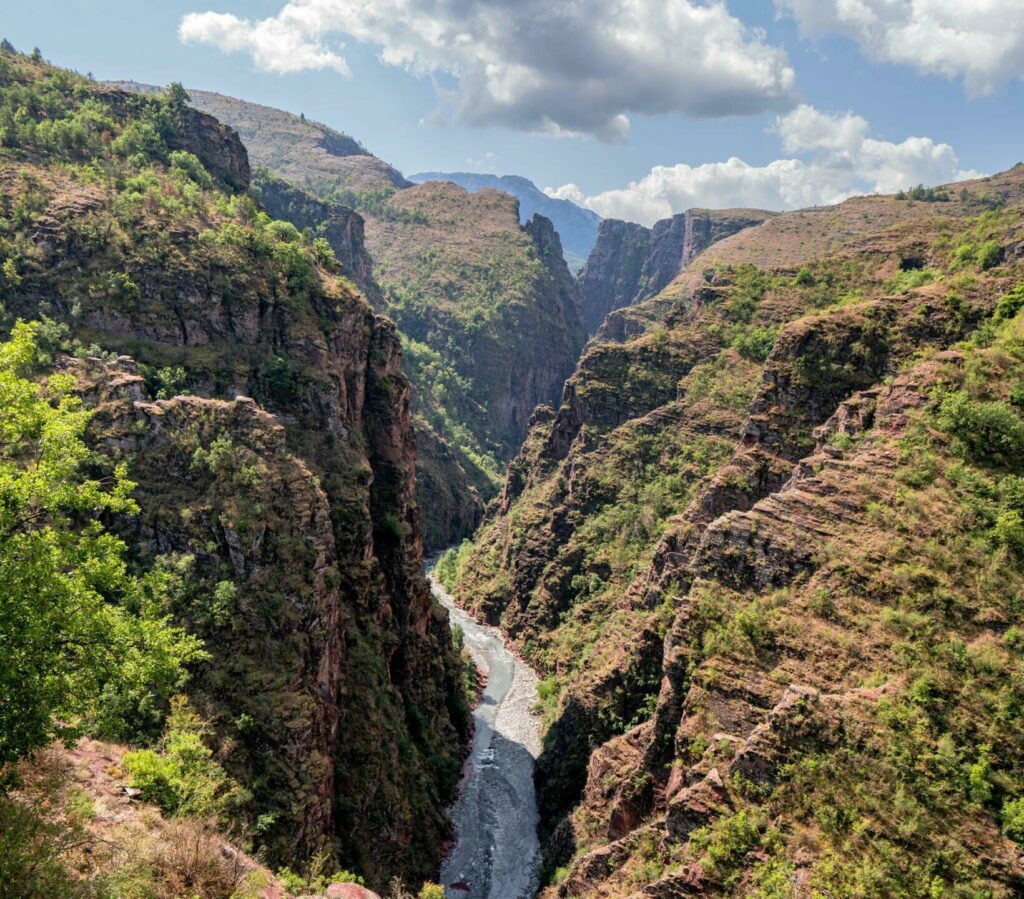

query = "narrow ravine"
[[428, 565, 542, 899]]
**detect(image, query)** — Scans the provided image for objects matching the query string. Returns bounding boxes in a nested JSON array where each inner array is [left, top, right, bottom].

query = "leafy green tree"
[[0, 320, 203, 772], [165, 81, 190, 112]]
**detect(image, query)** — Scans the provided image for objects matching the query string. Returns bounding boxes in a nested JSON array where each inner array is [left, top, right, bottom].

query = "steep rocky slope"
[[409, 171, 602, 272], [364, 181, 586, 459], [577, 209, 774, 334], [146, 88, 588, 550], [446, 164, 1024, 896], [1, 50, 467, 889], [173, 86, 409, 195]]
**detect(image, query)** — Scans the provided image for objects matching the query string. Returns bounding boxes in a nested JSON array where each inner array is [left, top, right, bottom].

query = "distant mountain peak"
[[409, 171, 601, 271]]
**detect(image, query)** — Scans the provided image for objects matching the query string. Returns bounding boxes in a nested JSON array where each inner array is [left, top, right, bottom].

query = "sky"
[[5, 0, 1024, 226]]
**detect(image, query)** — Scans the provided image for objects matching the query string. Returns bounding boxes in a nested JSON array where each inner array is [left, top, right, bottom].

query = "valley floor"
[[431, 569, 542, 899]]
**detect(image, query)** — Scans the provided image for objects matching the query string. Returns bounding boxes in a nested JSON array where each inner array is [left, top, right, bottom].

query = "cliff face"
[[448, 164, 1024, 896], [577, 209, 774, 334], [157, 89, 591, 550], [251, 169, 382, 306], [363, 182, 588, 548], [409, 171, 602, 271], [1, 50, 467, 889]]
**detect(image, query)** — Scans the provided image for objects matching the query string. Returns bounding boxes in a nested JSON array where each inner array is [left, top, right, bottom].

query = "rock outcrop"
[[409, 171, 602, 271], [577, 209, 774, 333], [252, 169, 382, 306]]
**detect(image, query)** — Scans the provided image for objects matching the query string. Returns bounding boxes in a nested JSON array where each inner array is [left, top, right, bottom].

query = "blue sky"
[[6, 1, 1023, 225]]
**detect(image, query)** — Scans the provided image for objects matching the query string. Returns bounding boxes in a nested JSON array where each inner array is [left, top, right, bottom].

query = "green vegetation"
[[122, 696, 238, 818], [435, 539, 474, 591], [0, 45, 470, 891], [0, 321, 202, 771], [275, 854, 366, 894], [896, 184, 950, 202]]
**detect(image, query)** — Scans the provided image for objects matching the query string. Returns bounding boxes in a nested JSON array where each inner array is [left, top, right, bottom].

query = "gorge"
[[3, 35, 1024, 899]]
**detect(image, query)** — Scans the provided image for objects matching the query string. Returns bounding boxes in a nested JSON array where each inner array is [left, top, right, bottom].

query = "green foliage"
[[0, 321, 203, 769], [168, 149, 212, 189], [0, 792, 79, 897], [976, 240, 1003, 271], [418, 884, 446, 899], [139, 363, 187, 400], [896, 184, 950, 202], [275, 852, 365, 894], [1002, 797, 1024, 844], [435, 539, 473, 591], [111, 118, 165, 160], [689, 810, 765, 882], [994, 285, 1024, 322], [122, 695, 236, 817], [794, 267, 815, 286], [732, 325, 777, 362], [937, 390, 1024, 471], [885, 267, 940, 293]]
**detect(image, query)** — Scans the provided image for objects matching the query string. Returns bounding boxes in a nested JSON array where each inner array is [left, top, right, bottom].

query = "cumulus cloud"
[[179, 0, 797, 140], [547, 105, 982, 225], [775, 0, 1024, 95], [179, 11, 349, 74]]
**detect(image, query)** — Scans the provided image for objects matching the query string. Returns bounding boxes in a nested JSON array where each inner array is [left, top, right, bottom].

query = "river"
[[428, 568, 542, 899]]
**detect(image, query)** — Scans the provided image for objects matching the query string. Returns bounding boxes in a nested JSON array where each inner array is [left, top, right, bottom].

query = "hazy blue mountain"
[[409, 171, 601, 272]]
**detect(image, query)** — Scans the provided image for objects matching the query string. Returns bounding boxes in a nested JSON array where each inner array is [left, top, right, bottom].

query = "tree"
[[166, 81, 190, 112], [0, 321, 203, 774]]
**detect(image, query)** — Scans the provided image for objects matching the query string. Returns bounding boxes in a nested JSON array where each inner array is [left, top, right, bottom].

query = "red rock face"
[[1, 72, 469, 885], [577, 208, 774, 335]]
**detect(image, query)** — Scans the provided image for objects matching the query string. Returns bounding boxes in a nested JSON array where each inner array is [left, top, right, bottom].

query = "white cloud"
[[179, 0, 797, 140], [465, 151, 497, 168], [179, 11, 349, 75], [546, 105, 982, 225], [776, 0, 1024, 95]]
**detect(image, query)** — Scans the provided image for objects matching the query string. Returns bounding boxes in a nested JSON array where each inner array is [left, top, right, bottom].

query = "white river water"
[[428, 569, 542, 899]]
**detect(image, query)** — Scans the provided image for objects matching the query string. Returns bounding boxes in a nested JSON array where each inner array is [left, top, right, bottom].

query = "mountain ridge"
[[409, 170, 602, 272]]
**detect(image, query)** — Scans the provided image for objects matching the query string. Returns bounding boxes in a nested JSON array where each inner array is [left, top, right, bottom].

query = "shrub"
[[111, 119, 165, 160], [418, 884, 446, 899], [977, 240, 1003, 271], [434, 539, 472, 591], [0, 795, 78, 897], [265, 218, 302, 244], [122, 696, 236, 818], [733, 325, 777, 362], [937, 390, 1024, 470], [995, 286, 1024, 322], [169, 150, 213, 189], [1003, 798, 1024, 844]]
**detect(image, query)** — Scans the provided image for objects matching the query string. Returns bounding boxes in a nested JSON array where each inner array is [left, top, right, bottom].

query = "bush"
[[938, 390, 1024, 470], [1003, 797, 1024, 844], [977, 240, 1003, 271], [995, 286, 1024, 322], [169, 150, 213, 189], [435, 539, 472, 591], [111, 119, 165, 160], [733, 326, 777, 362], [0, 795, 78, 898], [122, 696, 236, 818]]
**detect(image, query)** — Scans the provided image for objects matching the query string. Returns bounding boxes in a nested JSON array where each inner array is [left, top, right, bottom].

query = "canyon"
[[3, 40, 1024, 899]]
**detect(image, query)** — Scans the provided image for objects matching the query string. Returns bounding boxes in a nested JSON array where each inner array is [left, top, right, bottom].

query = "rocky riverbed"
[[429, 570, 542, 899]]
